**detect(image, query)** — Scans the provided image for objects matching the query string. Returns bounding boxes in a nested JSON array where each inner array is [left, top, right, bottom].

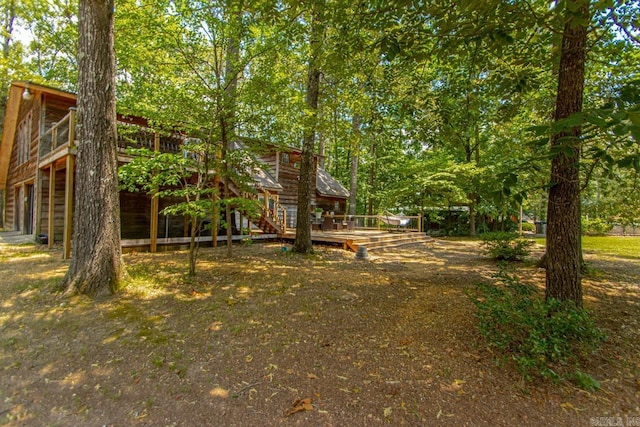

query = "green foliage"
[[521, 222, 535, 232], [469, 270, 605, 387], [12, 0, 639, 238], [480, 232, 534, 261], [581, 217, 612, 236]]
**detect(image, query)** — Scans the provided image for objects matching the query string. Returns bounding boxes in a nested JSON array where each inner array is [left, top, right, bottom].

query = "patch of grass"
[[535, 236, 640, 260], [582, 236, 640, 259], [150, 354, 165, 368]]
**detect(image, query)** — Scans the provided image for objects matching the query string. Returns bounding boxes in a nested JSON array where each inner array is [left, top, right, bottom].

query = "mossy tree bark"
[[545, 0, 589, 308], [60, 0, 123, 297]]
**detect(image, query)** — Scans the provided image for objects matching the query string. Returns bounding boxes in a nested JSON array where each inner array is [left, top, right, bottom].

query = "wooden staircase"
[[256, 210, 283, 234], [223, 177, 286, 235], [345, 232, 434, 252]]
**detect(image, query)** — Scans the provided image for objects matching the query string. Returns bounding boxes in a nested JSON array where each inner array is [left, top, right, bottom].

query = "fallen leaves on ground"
[[284, 398, 313, 416]]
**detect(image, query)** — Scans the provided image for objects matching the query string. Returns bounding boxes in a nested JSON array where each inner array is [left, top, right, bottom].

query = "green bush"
[[468, 270, 605, 388], [582, 217, 612, 236], [521, 222, 535, 232], [480, 232, 534, 261]]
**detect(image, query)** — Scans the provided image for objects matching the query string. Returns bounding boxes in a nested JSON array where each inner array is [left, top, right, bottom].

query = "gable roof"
[[252, 164, 283, 192], [0, 81, 76, 190], [316, 166, 349, 199]]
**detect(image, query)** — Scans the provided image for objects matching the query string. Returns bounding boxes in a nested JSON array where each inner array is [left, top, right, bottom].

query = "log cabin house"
[[0, 81, 349, 257]]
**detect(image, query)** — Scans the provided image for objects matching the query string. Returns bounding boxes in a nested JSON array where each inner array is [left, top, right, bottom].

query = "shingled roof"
[[252, 166, 283, 191], [316, 167, 349, 198]]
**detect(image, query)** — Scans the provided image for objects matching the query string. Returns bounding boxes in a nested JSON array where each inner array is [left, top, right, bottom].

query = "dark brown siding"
[[259, 150, 317, 208], [5, 94, 42, 230], [42, 94, 76, 131], [120, 191, 151, 239], [40, 167, 67, 240]]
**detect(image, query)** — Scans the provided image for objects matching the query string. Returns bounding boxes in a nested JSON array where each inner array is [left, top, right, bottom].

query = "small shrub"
[[480, 232, 534, 261], [468, 270, 605, 387], [582, 217, 612, 236], [521, 222, 535, 232]]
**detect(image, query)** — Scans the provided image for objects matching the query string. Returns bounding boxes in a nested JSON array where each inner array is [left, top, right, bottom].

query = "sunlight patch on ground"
[[61, 370, 87, 388], [209, 387, 229, 398]]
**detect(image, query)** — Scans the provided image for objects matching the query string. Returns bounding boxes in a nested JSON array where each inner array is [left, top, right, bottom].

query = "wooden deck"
[[280, 229, 433, 252], [119, 230, 433, 253]]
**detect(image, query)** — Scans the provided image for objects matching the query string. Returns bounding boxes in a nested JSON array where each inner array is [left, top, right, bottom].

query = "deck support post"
[[62, 108, 76, 259], [34, 169, 43, 237], [212, 175, 219, 247], [48, 165, 56, 249], [63, 155, 74, 259], [150, 132, 160, 253]]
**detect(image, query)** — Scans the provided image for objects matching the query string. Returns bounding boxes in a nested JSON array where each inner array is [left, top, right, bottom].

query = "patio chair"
[[322, 216, 334, 232]]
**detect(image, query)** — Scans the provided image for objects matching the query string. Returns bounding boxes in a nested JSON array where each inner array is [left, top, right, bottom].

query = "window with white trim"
[[17, 113, 32, 165]]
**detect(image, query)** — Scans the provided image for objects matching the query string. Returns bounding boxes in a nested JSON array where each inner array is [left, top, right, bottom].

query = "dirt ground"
[[0, 238, 639, 426]]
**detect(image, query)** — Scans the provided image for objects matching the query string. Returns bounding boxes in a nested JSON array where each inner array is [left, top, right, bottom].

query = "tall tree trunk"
[[317, 79, 325, 169], [60, 0, 122, 297], [468, 202, 476, 235], [220, 0, 242, 257], [545, 0, 589, 308], [367, 137, 376, 216], [293, 2, 323, 254], [2, 0, 15, 58], [348, 113, 360, 217]]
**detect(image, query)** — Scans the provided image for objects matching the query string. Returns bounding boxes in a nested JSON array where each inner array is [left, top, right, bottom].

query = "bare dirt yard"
[[1, 237, 639, 426]]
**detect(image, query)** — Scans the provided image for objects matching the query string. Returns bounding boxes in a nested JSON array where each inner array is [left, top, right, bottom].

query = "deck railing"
[[38, 112, 73, 159], [260, 191, 287, 233], [38, 110, 184, 160], [116, 124, 183, 154], [325, 214, 422, 232]]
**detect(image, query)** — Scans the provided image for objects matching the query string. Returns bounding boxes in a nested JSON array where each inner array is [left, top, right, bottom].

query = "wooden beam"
[[63, 155, 74, 259], [62, 108, 76, 258], [150, 131, 160, 253], [34, 167, 43, 236], [48, 165, 56, 249], [0, 85, 24, 190], [212, 175, 219, 247], [150, 193, 158, 253]]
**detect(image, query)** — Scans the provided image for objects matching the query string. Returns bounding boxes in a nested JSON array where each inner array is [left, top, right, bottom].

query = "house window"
[[281, 152, 290, 164], [17, 113, 32, 165]]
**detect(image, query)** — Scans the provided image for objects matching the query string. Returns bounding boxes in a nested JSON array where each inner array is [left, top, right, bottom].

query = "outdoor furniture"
[[379, 213, 410, 232], [322, 216, 334, 232]]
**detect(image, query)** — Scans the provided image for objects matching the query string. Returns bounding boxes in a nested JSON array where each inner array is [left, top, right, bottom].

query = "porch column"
[[212, 175, 220, 247], [150, 132, 160, 253], [48, 165, 56, 249], [35, 168, 43, 236], [63, 108, 76, 259]]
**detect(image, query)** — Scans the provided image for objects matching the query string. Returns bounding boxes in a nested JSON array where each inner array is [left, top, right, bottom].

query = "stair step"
[[366, 238, 433, 251], [351, 234, 433, 251]]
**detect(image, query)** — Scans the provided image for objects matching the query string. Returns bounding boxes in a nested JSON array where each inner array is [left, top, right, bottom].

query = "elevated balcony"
[[38, 109, 184, 169]]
